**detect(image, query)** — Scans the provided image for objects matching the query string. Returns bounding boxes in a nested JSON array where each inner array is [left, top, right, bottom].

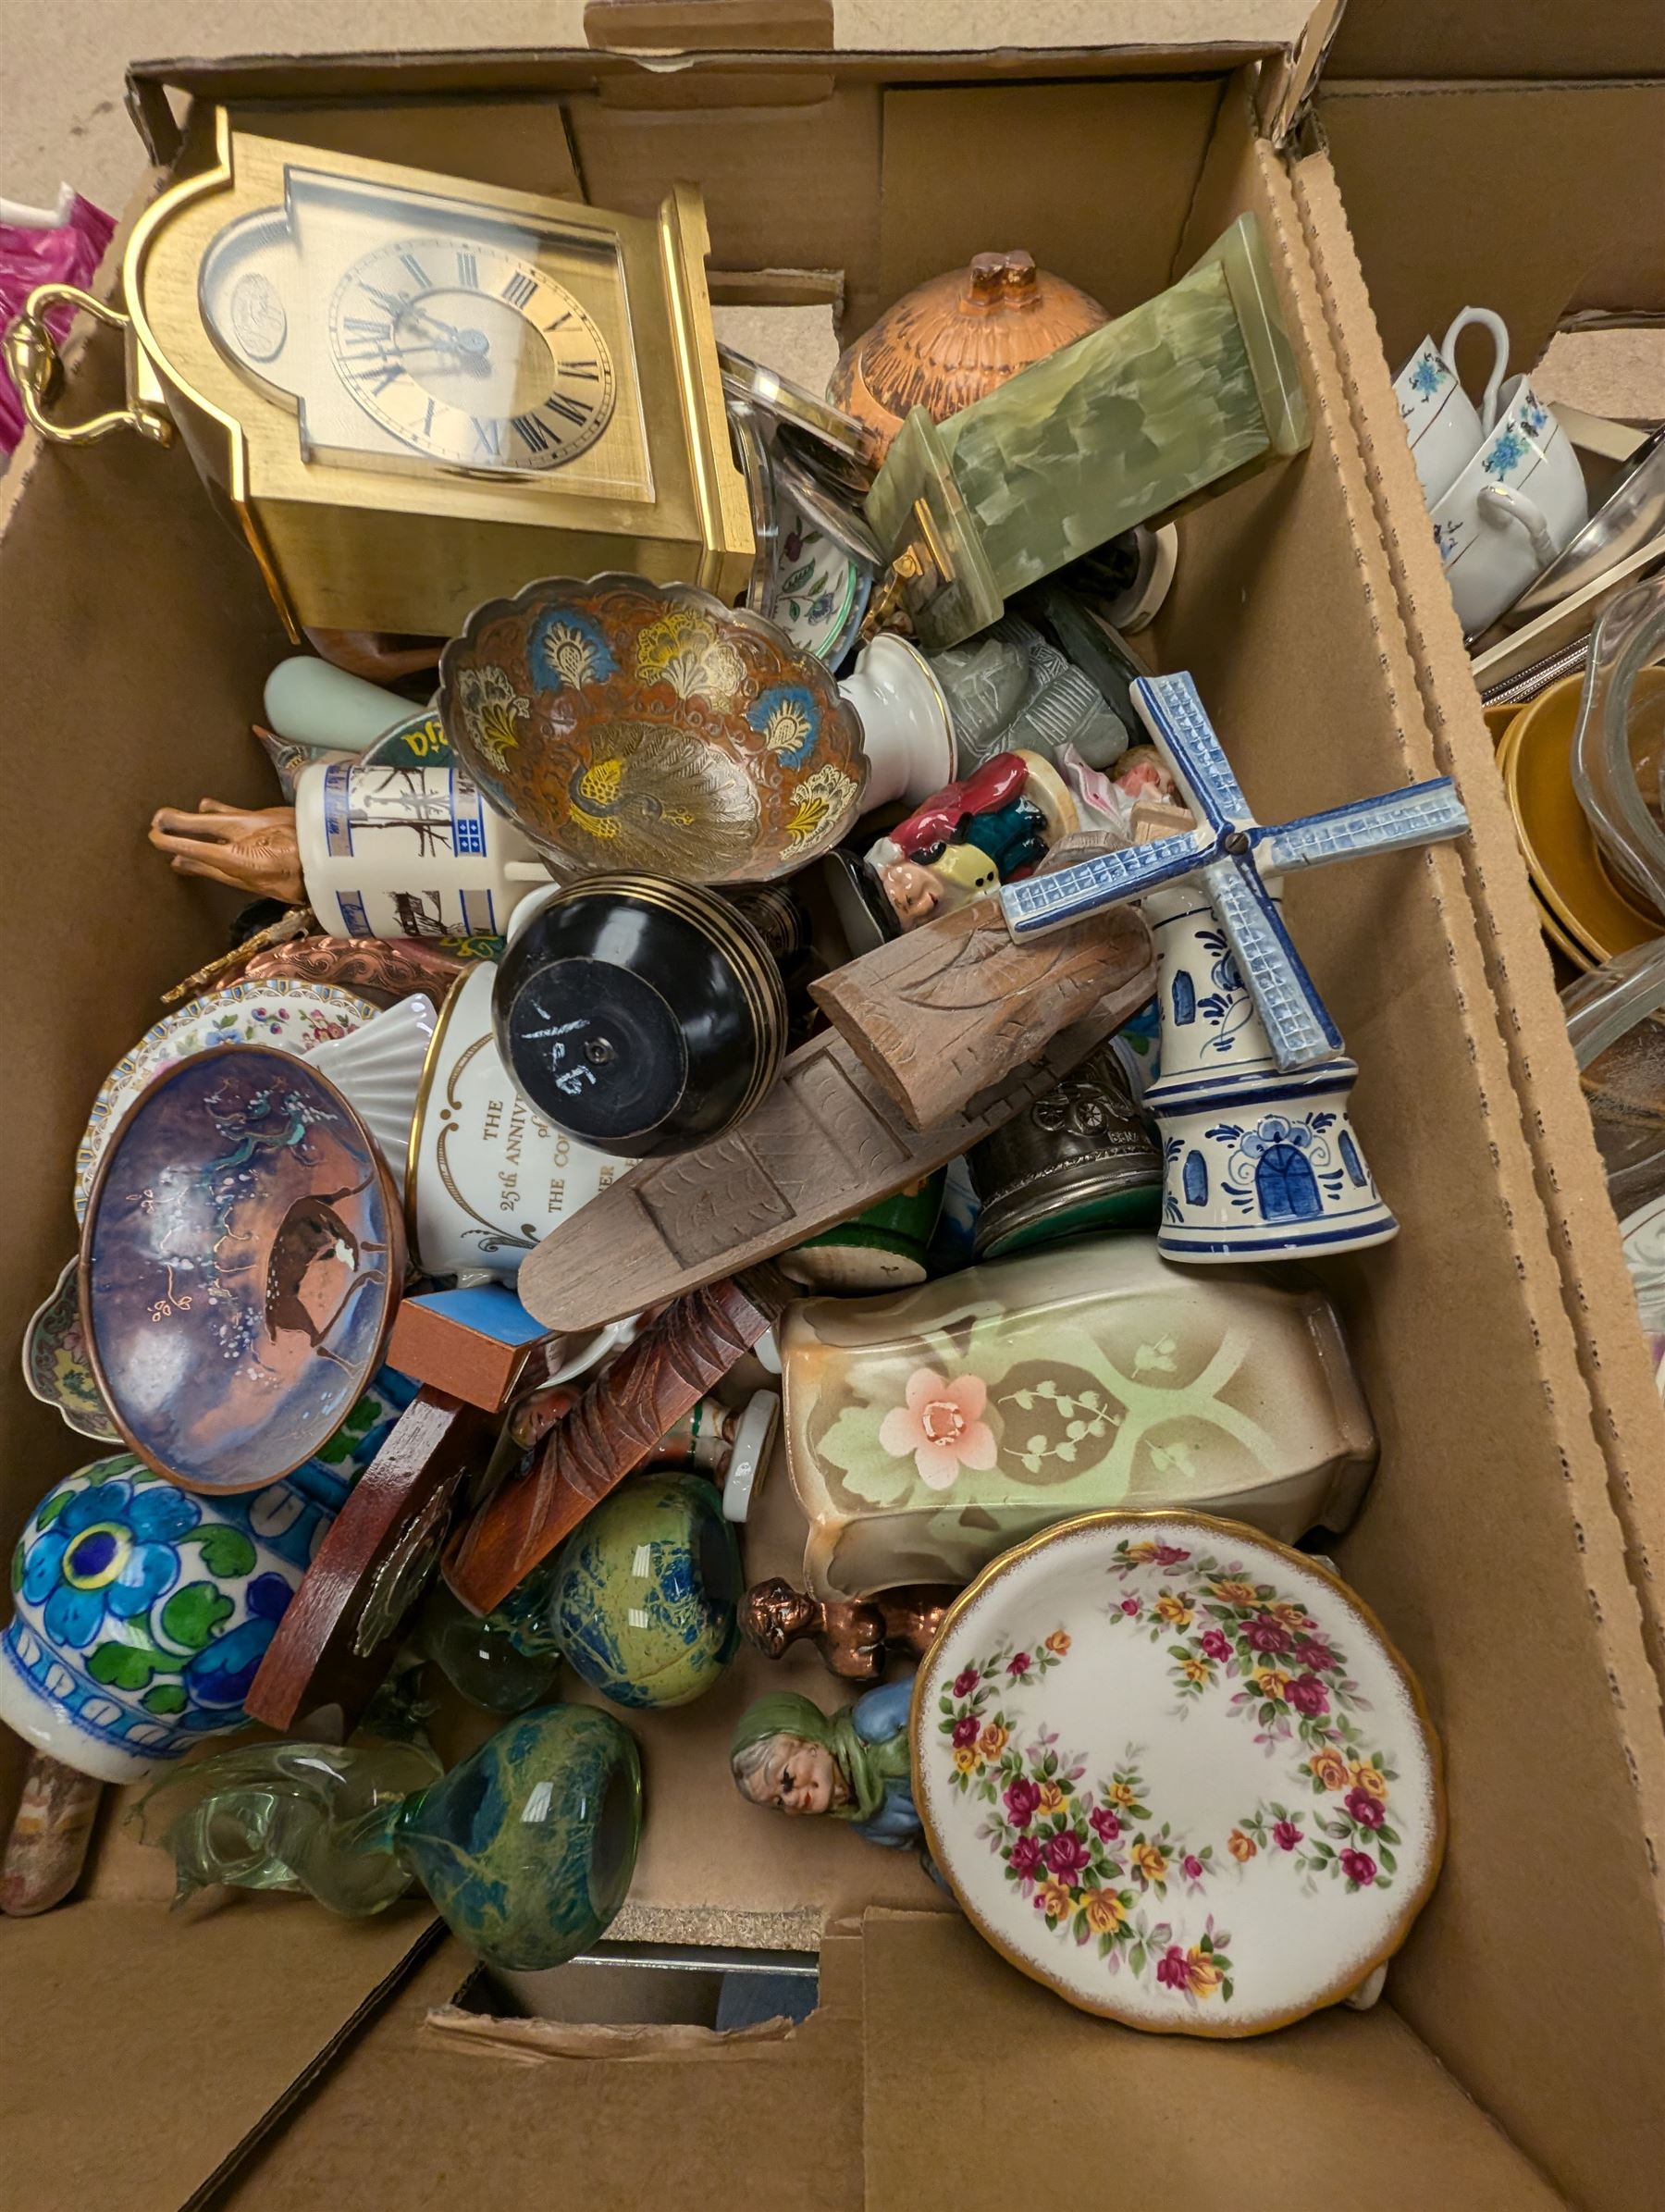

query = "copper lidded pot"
[[827, 251, 1110, 463]]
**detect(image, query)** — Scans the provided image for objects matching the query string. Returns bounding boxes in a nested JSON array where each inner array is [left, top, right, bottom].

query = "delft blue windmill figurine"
[[1000, 672, 1469, 1262]]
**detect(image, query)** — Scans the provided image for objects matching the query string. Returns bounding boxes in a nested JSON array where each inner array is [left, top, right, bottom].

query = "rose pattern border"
[[925, 1539, 1424, 2013], [1104, 1538, 1404, 1895], [935, 1633, 1236, 2009]]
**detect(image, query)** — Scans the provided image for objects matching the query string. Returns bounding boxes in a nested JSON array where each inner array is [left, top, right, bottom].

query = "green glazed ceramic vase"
[[396, 1704, 642, 1971], [529, 1475, 744, 1709]]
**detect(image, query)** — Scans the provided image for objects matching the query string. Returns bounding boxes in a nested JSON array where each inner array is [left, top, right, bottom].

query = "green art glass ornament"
[[865, 214, 1311, 649], [414, 1582, 564, 1715], [130, 1704, 643, 1971], [495, 1474, 745, 1711]]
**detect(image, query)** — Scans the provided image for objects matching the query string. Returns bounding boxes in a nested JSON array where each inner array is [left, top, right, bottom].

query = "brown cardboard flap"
[[859, 1912, 1563, 2211], [0, 1898, 438, 2212], [877, 79, 1226, 334], [421, 2004, 807, 2061], [217, 1931, 867, 2210], [1286, 142, 1665, 1712], [585, 0, 834, 49], [1330, 0, 1665, 81], [226, 95, 584, 199], [1319, 83, 1665, 371]]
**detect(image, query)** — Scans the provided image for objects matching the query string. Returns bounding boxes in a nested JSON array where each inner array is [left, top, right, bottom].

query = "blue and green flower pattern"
[[3, 1454, 323, 1771]]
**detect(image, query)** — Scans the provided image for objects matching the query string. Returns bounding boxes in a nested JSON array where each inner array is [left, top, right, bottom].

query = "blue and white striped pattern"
[[1259, 780, 1468, 874], [1001, 832, 1208, 936], [1203, 857, 1340, 1069]]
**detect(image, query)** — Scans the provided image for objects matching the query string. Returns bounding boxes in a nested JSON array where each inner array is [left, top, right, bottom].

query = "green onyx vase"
[[865, 213, 1312, 648], [396, 1704, 643, 1971], [514, 1474, 744, 1710]]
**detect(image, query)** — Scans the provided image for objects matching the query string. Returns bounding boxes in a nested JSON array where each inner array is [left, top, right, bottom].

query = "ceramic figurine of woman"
[[729, 1678, 919, 1849]]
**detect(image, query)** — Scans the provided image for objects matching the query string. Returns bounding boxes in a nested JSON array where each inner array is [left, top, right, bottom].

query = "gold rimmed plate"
[[911, 1509, 1445, 2036]]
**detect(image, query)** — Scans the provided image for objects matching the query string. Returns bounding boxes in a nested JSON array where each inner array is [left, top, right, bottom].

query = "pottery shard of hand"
[[149, 798, 305, 906]]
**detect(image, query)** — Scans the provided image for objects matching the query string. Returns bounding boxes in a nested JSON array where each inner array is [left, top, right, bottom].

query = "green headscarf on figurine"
[[729, 1680, 918, 1843]]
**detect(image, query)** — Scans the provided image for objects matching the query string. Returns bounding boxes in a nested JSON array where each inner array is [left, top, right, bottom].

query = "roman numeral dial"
[[327, 234, 616, 473]]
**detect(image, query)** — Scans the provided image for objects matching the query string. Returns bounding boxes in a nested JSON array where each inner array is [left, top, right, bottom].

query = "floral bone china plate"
[[910, 1511, 1444, 2035]]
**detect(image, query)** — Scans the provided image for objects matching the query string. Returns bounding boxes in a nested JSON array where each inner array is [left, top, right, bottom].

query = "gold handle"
[[3, 282, 174, 448]]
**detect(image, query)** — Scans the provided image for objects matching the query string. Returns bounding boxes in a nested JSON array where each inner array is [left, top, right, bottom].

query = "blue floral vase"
[[0, 1453, 335, 1782], [1143, 883, 1397, 1262]]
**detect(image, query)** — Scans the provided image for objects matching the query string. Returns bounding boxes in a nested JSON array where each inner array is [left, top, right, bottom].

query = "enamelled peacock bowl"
[[438, 575, 869, 886]]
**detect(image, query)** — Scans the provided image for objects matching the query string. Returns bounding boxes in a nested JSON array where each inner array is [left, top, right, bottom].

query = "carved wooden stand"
[[443, 1268, 791, 1617]]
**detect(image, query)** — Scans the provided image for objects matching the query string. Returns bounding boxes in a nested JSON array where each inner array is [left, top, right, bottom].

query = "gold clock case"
[[121, 112, 753, 638]]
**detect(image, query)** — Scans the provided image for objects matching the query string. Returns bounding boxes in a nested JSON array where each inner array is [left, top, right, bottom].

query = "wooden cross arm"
[[442, 1268, 791, 1617]]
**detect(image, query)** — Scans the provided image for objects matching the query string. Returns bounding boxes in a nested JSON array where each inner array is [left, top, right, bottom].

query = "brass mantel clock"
[[5, 112, 753, 636]]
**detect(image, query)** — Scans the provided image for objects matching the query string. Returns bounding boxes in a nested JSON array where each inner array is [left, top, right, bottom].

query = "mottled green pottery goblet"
[[536, 1475, 744, 1709], [397, 1704, 643, 1971]]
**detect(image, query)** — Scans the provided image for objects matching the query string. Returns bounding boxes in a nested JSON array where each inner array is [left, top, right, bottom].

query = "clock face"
[[327, 236, 617, 471]]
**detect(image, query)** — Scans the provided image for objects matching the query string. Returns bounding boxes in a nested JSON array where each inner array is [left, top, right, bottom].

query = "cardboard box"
[[2, 12, 1661, 2209]]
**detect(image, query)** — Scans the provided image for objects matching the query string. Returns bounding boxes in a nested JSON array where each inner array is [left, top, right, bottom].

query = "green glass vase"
[[396, 1705, 642, 1971], [516, 1474, 744, 1710], [131, 1705, 644, 1972], [865, 213, 1311, 648]]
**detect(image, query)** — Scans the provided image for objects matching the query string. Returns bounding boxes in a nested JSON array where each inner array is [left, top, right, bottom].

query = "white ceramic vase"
[[838, 633, 956, 808], [1142, 882, 1397, 1261]]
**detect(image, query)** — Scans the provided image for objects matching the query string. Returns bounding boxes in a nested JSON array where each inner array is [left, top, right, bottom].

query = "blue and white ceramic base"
[[1148, 1060, 1398, 1261], [1143, 882, 1398, 1264]]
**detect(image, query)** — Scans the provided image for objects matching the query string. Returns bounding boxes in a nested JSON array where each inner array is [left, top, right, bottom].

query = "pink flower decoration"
[[1119, 1598, 1141, 1617], [1198, 1628, 1231, 1662], [1154, 1944, 1192, 1992], [952, 1714, 979, 1748], [1271, 1819, 1303, 1852], [878, 1367, 997, 1490], [1339, 1848, 1377, 1887], [1288, 1674, 1329, 1717], [1045, 1832, 1091, 1881], [1004, 1777, 1041, 1828], [1344, 1786, 1385, 1830], [1182, 1854, 1205, 1880], [1008, 1834, 1043, 1879], [951, 1666, 980, 1697], [1089, 1806, 1121, 1843]]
